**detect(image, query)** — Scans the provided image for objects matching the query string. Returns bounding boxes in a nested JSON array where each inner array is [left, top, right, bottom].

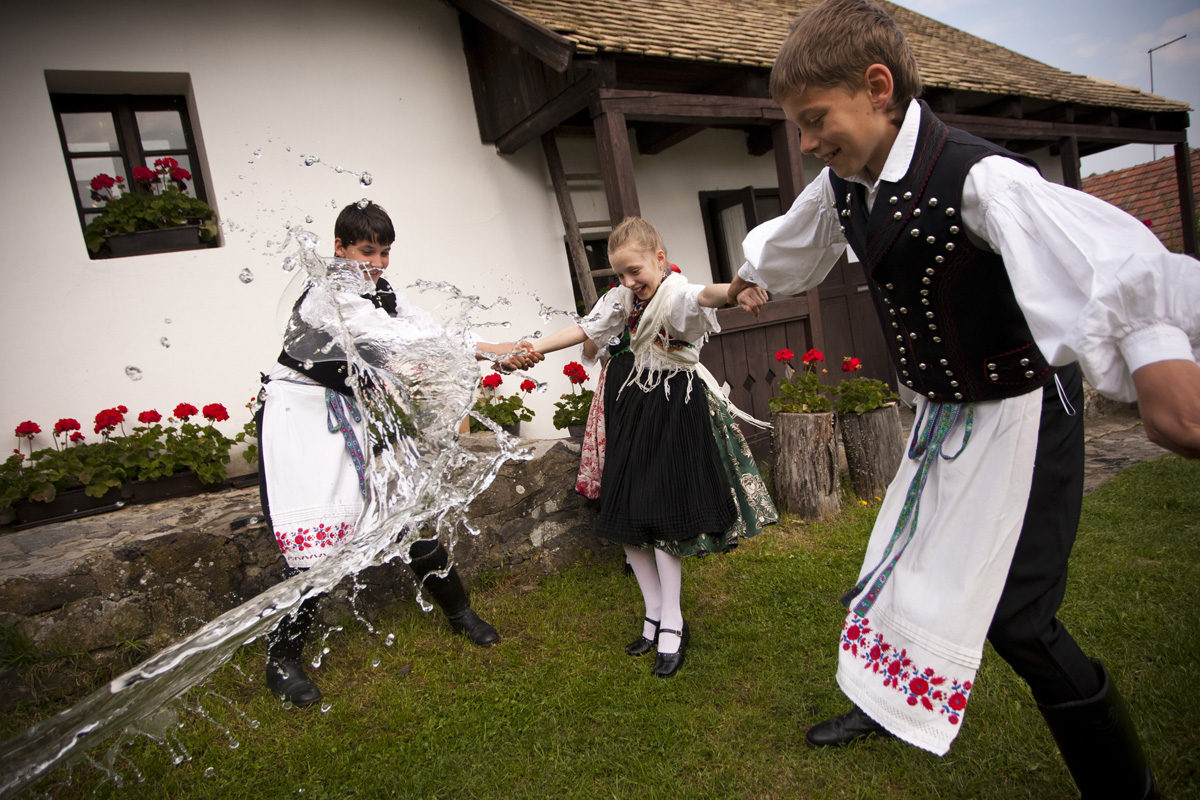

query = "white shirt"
[[739, 99, 1200, 402], [578, 283, 719, 346]]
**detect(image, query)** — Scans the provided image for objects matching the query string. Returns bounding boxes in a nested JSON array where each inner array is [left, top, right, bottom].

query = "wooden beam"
[[594, 109, 640, 223], [495, 68, 602, 154], [594, 88, 785, 125], [1175, 142, 1198, 257], [636, 122, 706, 155], [771, 120, 806, 207], [446, 0, 575, 72], [541, 132, 599, 308], [746, 126, 774, 157], [1059, 136, 1082, 190], [971, 96, 1024, 119], [937, 112, 1187, 145]]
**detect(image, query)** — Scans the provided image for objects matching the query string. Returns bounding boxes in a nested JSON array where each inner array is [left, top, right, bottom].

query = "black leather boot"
[[1038, 660, 1159, 800], [409, 539, 499, 647], [805, 705, 893, 747], [265, 595, 322, 707]]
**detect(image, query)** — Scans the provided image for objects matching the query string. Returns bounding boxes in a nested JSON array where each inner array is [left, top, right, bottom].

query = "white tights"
[[622, 545, 684, 654]]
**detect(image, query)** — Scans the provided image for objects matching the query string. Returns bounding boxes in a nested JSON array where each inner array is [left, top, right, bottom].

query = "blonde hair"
[[607, 216, 667, 260], [769, 0, 922, 111]]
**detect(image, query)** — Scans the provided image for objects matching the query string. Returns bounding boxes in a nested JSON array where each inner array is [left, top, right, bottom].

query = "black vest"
[[276, 277, 399, 396], [830, 102, 1051, 403]]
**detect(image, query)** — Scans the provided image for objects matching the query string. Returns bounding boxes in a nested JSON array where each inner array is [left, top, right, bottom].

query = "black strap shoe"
[[265, 657, 322, 708], [651, 621, 689, 678], [625, 617, 659, 656], [446, 608, 500, 647], [805, 705, 892, 747]]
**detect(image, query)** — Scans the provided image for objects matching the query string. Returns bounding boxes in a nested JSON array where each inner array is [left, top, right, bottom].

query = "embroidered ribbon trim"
[[326, 389, 368, 499], [841, 400, 974, 615]]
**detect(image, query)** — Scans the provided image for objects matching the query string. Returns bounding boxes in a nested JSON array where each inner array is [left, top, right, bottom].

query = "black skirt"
[[596, 352, 736, 546]]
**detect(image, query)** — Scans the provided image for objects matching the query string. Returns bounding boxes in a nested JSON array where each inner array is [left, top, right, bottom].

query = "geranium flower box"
[[106, 225, 205, 258], [9, 485, 126, 530]]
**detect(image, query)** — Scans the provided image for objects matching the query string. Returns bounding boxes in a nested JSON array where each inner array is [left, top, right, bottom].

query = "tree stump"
[[771, 411, 840, 519], [839, 403, 903, 500]]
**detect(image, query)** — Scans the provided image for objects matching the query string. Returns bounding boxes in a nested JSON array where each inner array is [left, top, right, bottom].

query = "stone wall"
[[0, 437, 605, 708]]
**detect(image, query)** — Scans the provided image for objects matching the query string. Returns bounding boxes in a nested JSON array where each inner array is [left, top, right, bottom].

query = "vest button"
[[889, 196, 899, 205], [1020, 358, 1030, 366], [1025, 370, 1035, 378], [903, 191, 913, 200], [926, 236, 936, 244], [946, 207, 956, 216], [987, 363, 997, 370], [929, 198, 939, 207], [913, 208, 921, 217], [893, 211, 902, 220]]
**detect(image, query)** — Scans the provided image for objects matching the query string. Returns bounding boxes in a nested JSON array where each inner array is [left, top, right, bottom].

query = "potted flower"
[[552, 361, 594, 437], [831, 357, 902, 500], [2, 401, 252, 528], [769, 347, 839, 519], [469, 373, 534, 436], [83, 158, 218, 258]]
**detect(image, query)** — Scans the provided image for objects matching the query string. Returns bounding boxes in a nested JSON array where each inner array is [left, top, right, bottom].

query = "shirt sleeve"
[[663, 283, 720, 341], [964, 155, 1200, 401], [578, 287, 631, 345], [738, 168, 849, 294]]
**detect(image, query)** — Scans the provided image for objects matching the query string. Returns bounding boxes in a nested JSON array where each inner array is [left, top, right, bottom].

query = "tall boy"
[[729, 1, 1200, 797], [258, 201, 540, 707]]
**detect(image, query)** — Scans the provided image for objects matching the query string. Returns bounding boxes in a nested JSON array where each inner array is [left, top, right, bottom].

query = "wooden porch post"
[[1059, 135, 1082, 190], [593, 109, 640, 224], [1175, 143, 1198, 256], [771, 119, 825, 352]]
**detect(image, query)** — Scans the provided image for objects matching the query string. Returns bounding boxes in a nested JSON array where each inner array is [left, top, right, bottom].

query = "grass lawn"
[[5, 455, 1198, 799]]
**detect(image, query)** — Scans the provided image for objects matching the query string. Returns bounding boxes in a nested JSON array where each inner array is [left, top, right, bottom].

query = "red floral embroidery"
[[841, 613, 974, 725], [275, 521, 353, 556]]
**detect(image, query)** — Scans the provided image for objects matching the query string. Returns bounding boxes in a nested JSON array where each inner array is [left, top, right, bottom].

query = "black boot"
[[1038, 659, 1158, 800], [805, 705, 893, 747], [409, 539, 499, 647], [265, 594, 323, 707]]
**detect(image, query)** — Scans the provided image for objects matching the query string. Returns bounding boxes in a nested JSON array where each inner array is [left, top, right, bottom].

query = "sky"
[[898, 0, 1200, 177]]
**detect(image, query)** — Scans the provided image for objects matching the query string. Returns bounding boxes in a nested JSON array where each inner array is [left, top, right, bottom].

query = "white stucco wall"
[[0, 0, 579, 451]]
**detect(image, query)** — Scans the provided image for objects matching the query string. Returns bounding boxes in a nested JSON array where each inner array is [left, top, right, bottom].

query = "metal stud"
[[889, 196, 899, 205], [1025, 370, 1035, 378], [846, 193, 852, 203], [913, 208, 921, 217], [945, 243, 956, 251], [920, 289, 930, 295], [949, 225, 960, 234], [842, 209, 851, 217], [911, 228, 921, 238], [946, 207, 956, 217], [900, 307, 908, 314], [903, 191, 913, 200], [919, 363, 927, 370], [926, 268, 935, 275], [940, 359, 948, 366], [885, 283, 894, 290], [929, 198, 939, 207], [921, 299, 930, 306], [987, 363, 997, 370], [933, 336, 942, 343], [925, 311, 934, 318], [950, 380, 958, 387], [935, 256, 944, 263], [896, 335, 904, 341], [927, 391, 936, 399], [900, 358, 907, 365], [929, 323, 937, 331], [1020, 358, 1030, 366], [899, 347, 906, 354], [891, 321, 898, 328], [840, 225, 846, 234], [926, 235, 936, 244], [989, 373, 1000, 381], [955, 392, 963, 400], [893, 211, 902, 220], [905, 380, 914, 387], [922, 277, 931, 285]]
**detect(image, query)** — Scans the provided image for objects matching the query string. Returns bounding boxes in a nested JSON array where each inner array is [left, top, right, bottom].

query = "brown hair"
[[769, 0, 922, 111], [607, 216, 667, 260]]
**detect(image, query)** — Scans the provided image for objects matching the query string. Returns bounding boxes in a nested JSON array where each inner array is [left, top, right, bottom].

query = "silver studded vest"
[[830, 102, 1051, 403]]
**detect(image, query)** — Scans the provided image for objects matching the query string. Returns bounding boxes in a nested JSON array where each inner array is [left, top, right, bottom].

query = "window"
[[699, 187, 782, 282], [50, 92, 214, 256]]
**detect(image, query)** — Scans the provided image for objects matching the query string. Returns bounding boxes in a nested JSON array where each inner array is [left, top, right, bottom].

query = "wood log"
[[839, 404, 903, 500], [771, 411, 840, 519]]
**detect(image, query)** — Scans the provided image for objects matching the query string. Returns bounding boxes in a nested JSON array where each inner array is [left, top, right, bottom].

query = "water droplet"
[[331, 199, 338, 208], [385, 633, 395, 647], [533, 331, 542, 338], [282, 256, 299, 272], [371, 657, 381, 668], [125, 366, 143, 381], [303, 155, 320, 167], [359, 172, 373, 187], [248, 516, 259, 525], [238, 174, 246, 180], [160, 337, 171, 348], [164, 318, 172, 324], [356, 198, 369, 209], [286, 146, 292, 152], [204, 767, 215, 778], [239, 268, 255, 284], [253, 150, 261, 159], [515, 485, 525, 495], [250, 720, 260, 729], [500, 322, 511, 328], [334, 166, 343, 173], [608, 336, 621, 346], [303, 359, 314, 370], [320, 703, 332, 713], [228, 739, 239, 749], [305, 215, 314, 224], [612, 302, 621, 310]]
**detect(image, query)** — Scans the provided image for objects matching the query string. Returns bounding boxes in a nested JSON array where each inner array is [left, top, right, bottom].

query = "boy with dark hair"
[[729, 1, 1199, 797], [258, 201, 540, 707]]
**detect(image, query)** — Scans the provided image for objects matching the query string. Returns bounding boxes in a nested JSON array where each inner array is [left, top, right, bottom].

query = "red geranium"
[[480, 373, 503, 389], [93, 407, 125, 435], [54, 418, 81, 434], [14, 421, 40, 439], [90, 174, 116, 191], [70, 432, 85, 443], [138, 409, 162, 424], [173, 403, 199, 420], [153, 156, 179, 171], [202, 403, 230, 422], [842, 356, 863, 372], [563, 361, 589, 385], [801, 348, 824, 365], [775, 348, 794, 362], [133, 166, 156, 182], [520, 378, 537, 393], [171, 167, 192, 181], [117, 405, 128, 413]]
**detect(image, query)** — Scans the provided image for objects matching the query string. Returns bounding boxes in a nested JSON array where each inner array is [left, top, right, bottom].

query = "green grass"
[[5, 456, 1198, 799]]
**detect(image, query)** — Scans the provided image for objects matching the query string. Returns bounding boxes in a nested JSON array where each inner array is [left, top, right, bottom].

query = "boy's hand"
[[1132, 360, 1200, 458], [736, 285, 769, 317], [496, 341, 543, 372]]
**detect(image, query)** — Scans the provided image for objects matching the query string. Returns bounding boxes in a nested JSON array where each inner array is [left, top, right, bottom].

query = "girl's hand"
[[496, 341, 543, 372], [736, 285, 769, 317]]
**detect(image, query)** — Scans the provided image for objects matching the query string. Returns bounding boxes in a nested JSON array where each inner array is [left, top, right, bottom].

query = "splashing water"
[[160, 337, 171, 348], [0, 232, 532, 799], [125, 366, 143, 381], [359, 173, 372, 187], [239, 269, 255, 284]]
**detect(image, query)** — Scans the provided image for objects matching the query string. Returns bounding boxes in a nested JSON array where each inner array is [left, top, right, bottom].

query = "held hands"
[[1131, 359, 1200, 459], [735, 285, 769, 317], [495, 341, 543, 372]]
